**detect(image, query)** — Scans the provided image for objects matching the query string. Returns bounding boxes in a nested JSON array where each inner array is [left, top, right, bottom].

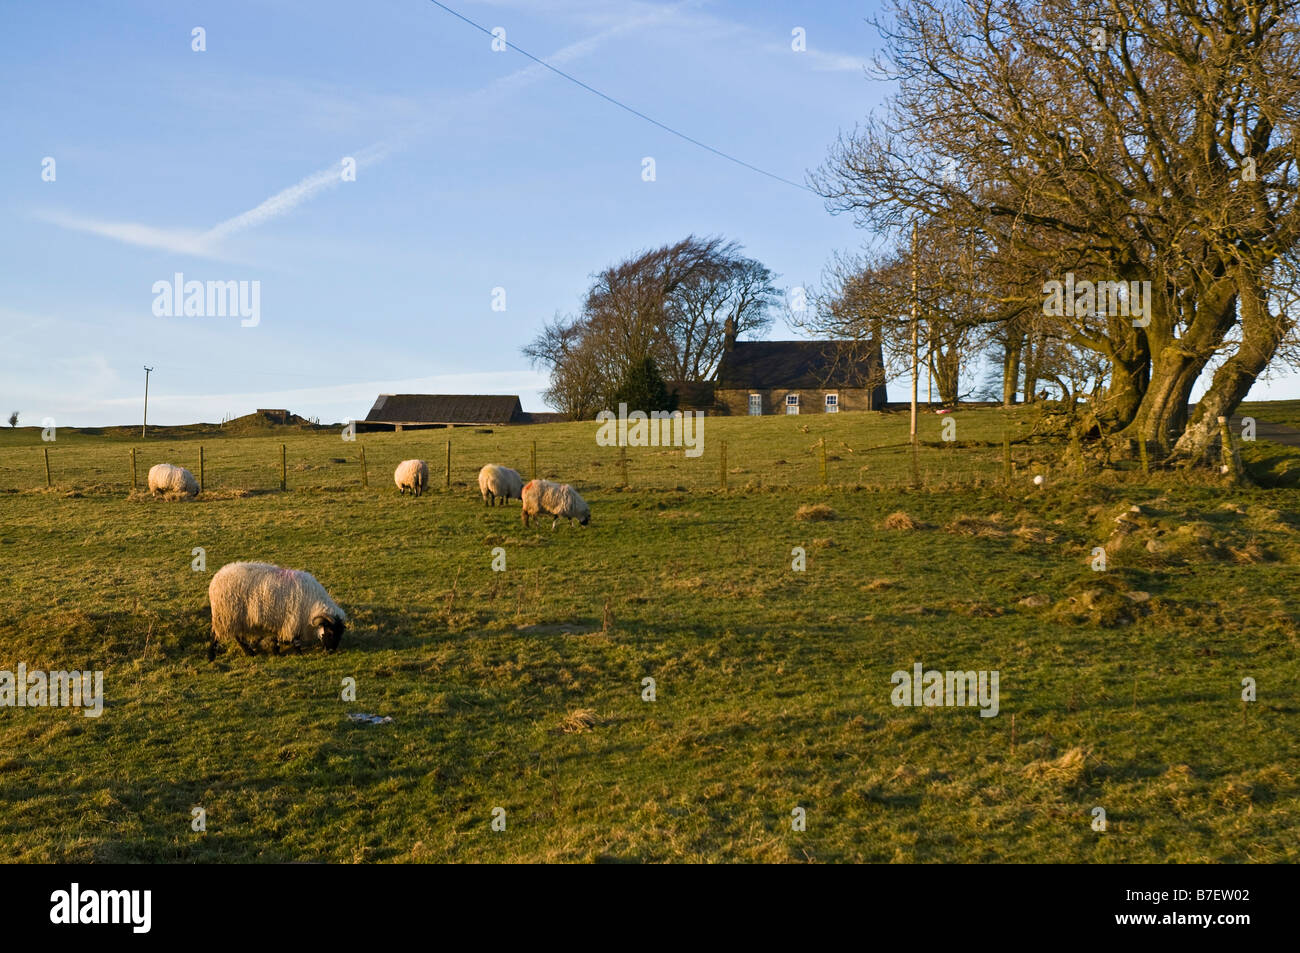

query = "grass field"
[[1, 407, 1297, 862]]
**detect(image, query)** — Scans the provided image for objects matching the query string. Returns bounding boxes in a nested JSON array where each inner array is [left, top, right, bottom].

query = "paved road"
[[1229, 415, 1300, 447]]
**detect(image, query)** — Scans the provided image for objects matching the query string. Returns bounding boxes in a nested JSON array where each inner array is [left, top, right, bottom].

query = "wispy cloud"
[[202, 142, 391, 246], [34, 211, 219, 259]]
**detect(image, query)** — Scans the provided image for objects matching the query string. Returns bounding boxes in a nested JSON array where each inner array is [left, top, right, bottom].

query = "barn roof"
[[364, 394, 524, 425], [715, 340, 883, 390]]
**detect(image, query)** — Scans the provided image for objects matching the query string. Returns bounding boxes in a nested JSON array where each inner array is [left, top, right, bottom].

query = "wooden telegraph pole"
[[141, 366, 154, 438], [910, 222, 919, 444], [910, 222, 920, 487]]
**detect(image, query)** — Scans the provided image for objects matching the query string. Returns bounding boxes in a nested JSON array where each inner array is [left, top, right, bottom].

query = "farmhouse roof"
[[715, 340, 884, 390], [364, 394, 525, 425]]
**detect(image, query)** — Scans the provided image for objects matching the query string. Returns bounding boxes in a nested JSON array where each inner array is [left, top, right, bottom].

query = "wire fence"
[[0, 427, 1052, 497]]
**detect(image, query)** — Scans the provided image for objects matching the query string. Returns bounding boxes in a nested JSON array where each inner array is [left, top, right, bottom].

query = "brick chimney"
[[723, 316, 736, 351]]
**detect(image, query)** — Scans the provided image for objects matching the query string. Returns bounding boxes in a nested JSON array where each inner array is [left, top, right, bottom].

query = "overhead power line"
[[423, 0, 818, 195]]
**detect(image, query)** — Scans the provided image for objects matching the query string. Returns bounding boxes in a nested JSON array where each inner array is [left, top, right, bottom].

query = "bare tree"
[[523, 237, 779, 415], [813, 0, 1300, 460], [521, 313, 607, 420], [807, 219, 994, 406]]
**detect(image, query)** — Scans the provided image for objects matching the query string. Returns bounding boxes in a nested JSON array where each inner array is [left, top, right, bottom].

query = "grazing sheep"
[[478, 464, 523, 506], [207, 561, 346, 660], [147, 463, 199, 498], [394, 459, 429, 497], [521, 479, 590, 529]]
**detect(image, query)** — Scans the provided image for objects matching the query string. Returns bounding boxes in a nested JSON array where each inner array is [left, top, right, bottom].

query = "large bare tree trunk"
[[1130, 354, 1202, 454], [1098, 315, 1149, 428], [1120, 280, 1238, 456], [1173, 272, 1290, 460]]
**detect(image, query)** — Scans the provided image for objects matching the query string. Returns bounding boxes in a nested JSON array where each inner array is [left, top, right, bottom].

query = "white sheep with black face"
[[207, 561, 346, 660], [394, 459, 429, 497], [147, 463, 199, 498], [478, 464, 523, 506], [521, 479, 590, 529]]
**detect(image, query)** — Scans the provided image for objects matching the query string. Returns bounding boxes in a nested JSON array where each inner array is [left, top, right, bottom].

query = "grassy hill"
[[0, 406, 1297, 862]]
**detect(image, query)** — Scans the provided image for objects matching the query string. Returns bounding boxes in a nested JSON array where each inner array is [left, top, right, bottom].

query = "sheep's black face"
[[579, 514, 590, 526], [316, 617, 345, 651]]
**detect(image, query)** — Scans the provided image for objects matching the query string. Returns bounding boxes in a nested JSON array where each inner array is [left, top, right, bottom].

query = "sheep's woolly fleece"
[[478, 464, 523, 505], [147, 463, 199, 497], [208, 561, 346, 654], [394, 459, 428, 495], [521, 479, 590, 527]]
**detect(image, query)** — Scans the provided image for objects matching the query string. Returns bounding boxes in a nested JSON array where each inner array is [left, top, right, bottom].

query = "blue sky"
[[2, 0, 889, 426], [3, 1, 1296, 427]]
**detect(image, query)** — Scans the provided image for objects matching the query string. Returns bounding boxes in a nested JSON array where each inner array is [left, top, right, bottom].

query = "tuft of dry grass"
[[945, 515, 1007, 538], [558, 708, 598, 734], [1227, 539, 1276, 563], [882, 511, 918, 531], [657, 509, 701, 519], [1012, 524, 1058, 544], [795, 503, 835, 521], [1024, 746, 1090, 786]]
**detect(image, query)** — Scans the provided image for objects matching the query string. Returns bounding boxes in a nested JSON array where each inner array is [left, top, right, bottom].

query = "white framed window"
[[785, 393, 800, 415], [825, 393, 839, 413], [748, 393, 762, 416]]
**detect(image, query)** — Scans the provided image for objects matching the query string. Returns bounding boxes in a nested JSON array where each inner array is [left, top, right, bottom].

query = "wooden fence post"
[[1218, 415, 1244, 481], [819, 437, 828, 486], [130, 447, 137, 490], [280, 444, 286, 491], [530, 440, 537, 481], [1003, 431, 1012, 485], [445, 440, 452, 490], [199, 445, 205, 491], [360, 445, 368, 488], [1138, 437, 1150, 475], [43, 447, 51, 488], [619, 443, 628, 488], [720, 440, 728, 492]]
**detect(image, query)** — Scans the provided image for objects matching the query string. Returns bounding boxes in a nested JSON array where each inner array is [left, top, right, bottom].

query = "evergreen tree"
[[610, 358, 677, 412]]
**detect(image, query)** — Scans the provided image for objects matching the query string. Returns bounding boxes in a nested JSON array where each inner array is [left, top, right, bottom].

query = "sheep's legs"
[[233, 634, 257, 656]]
